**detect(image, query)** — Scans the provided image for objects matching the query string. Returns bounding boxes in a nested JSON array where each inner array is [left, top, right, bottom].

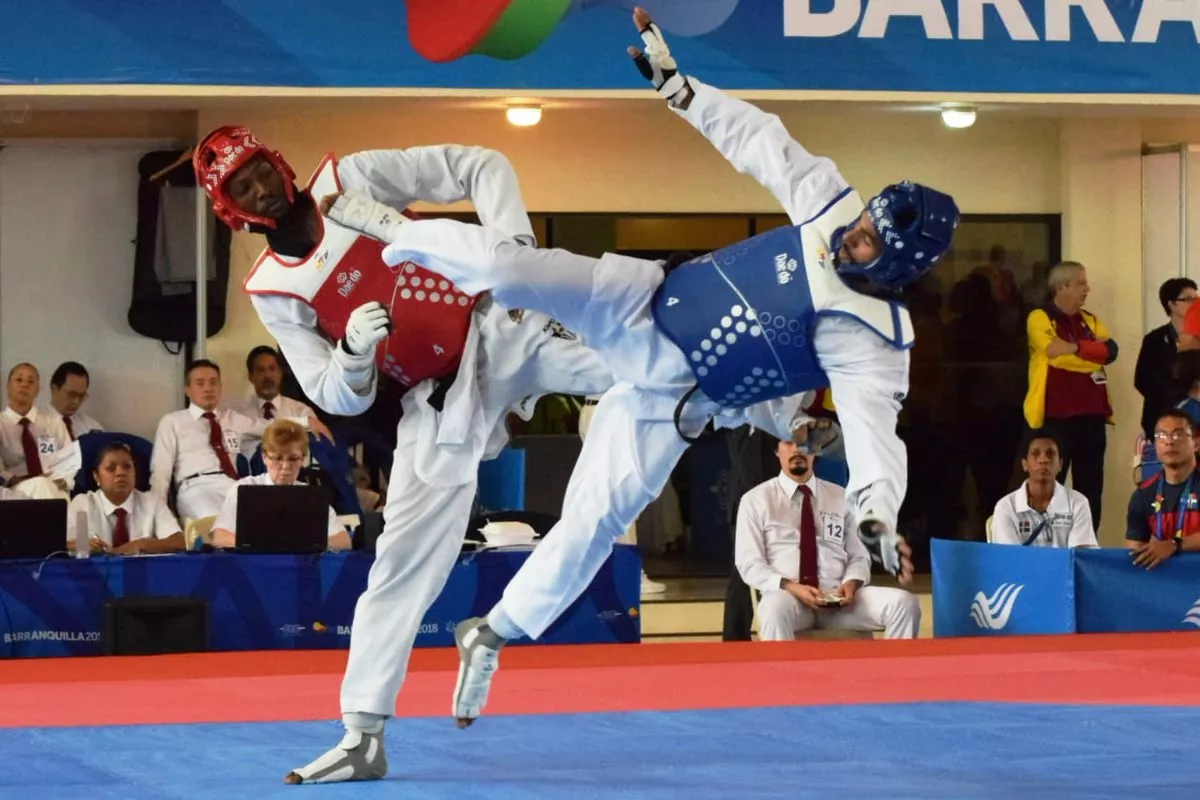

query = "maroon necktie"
[[63, 415, 76, 441], [798, 485, 819, 588], [203, 412, 239, 479], [263, 401, 275, 420], [111, 507, 130, 548], [18, 418, 43, 477]]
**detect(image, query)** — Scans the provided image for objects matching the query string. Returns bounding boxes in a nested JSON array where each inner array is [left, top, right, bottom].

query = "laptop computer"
[[0, 499, 69, 559], [234, 485, 329, 554]]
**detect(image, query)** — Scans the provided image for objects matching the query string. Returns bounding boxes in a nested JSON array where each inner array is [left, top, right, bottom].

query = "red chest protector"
[[244, 154, 477, 388]]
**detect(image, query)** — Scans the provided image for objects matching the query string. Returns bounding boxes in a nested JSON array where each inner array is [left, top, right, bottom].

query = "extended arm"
[[672, 80, 849, 224], [628, 7, 847, 223], [338, 146, 535, 243]]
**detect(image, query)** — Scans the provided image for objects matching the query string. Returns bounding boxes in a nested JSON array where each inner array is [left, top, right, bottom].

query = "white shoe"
[[641, 572, 667, 595], [453, 617, 504, 728], [283, 729, 387, 785]]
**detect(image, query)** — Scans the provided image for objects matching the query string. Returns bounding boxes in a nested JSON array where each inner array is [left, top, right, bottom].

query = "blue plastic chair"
[[476, 447, 526, 512], [814, 455, 849, 488], [72, 431, 154, 496]]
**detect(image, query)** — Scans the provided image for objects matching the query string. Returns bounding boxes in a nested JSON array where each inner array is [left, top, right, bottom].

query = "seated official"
[[1127, 410, 1200, 569], [67, 442, 184, 554], [991, 432, 1097, 548], [49, 361, 104, 440], [209, 420, 351, 550], [735, 436, 920, 641], [1, 362, 74, 500]]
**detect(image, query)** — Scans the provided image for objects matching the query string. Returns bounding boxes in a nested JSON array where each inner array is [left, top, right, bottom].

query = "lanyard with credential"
[[1154, 472, 1196, 541]]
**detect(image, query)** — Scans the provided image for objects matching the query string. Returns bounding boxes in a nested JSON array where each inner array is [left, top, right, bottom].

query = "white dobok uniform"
[[245, 145, 614, 718], [379, 80, 911, 642]]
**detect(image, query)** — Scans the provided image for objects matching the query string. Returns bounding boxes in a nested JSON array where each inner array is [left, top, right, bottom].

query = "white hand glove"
[[629, 9, 693, 108], [342, 301, 391, 357], [325, 192, 410, 243]]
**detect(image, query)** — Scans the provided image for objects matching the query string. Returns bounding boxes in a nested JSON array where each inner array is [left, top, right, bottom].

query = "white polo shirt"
[[991, 480, 1097, 548]]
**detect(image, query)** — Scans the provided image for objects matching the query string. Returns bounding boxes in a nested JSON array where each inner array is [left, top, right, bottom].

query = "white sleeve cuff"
[[331, 344, 377, 391]]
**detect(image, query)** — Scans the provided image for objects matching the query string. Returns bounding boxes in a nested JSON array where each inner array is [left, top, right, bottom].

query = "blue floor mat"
[[1, 703, 1197, 799]]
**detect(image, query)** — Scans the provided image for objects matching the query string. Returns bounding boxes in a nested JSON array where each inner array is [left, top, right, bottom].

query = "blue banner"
[[1, 2, 1198, 94], [931, 539, 1075, 637], [1074, 549, 1200, 633], [0, 546, 641, 658]]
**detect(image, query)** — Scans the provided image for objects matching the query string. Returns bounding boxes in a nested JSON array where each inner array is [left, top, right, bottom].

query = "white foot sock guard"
[[283, 713, 387, 785]]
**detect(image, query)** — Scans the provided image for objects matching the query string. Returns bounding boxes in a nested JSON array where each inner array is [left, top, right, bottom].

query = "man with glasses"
[[49, 362, 104, 440], [209, 419, 351, 551], [1126, 410, 1200, 569], [1135, 279, 1197, 438]]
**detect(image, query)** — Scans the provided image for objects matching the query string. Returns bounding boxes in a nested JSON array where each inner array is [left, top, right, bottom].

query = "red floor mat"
[[3, 633, 1199, 728]]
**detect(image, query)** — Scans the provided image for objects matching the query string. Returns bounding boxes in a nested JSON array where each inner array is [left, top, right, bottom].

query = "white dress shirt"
[[0, 406, 72, 482], [67, 489, 182, 545], [231, 392, 315, 423], [214, 473, 345, 538], [736, 471, 871, 593], [991, 480, 1097, 548], [150, 404, 273, 500], [58, 409, 104, 440]]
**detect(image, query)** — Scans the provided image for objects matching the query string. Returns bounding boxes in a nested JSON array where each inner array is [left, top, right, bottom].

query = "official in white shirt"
[[152, 359, 315, 520], [49, 361, 104, 440], [0, 362, 72, 499], [68, 441, 183, 554], [736, 436, 920, 641], [233, 345, 325, 424], [210, 419, 351, 550], [991, 432, 1097, 548]]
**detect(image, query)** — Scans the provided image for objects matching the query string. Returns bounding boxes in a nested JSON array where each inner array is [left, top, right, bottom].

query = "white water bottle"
[[74, 510, 89, 559]]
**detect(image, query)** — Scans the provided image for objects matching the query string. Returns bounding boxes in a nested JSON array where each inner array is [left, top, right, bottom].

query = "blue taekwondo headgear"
[[832, 182, 959, 290]]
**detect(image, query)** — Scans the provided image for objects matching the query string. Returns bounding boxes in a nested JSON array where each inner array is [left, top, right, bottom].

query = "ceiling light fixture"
[[941, 106, 977, 129], [505, 104, 542, 127]]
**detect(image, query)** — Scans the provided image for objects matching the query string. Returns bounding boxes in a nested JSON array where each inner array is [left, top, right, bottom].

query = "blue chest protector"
[[651, 225, 827, 409]]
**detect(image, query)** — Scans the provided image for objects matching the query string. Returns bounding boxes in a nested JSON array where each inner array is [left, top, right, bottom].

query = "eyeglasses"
[[264, 453, 305, 465], [1154, 429, 1194, 443], [1174, 296, 1198, 304]]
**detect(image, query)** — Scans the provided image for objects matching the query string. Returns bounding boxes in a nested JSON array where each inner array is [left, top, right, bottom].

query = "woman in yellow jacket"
[[1024, 261, 1117, 526]]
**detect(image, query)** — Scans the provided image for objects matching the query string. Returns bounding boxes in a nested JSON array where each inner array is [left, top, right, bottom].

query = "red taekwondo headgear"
[[193, 125, 297, 231]]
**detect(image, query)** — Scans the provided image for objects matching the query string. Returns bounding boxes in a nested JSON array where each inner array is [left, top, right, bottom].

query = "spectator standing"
[[1134, 278, 1197, 437], [1023, 261, 1116, 527]]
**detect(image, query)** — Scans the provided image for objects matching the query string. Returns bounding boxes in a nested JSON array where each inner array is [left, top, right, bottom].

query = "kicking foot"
[[453, 617, 505, 728], [282, 729, 387, 785], [858, 519, 913, 584]]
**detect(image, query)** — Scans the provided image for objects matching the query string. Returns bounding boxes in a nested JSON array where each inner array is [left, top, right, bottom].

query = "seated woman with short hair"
[[210, 419, 351, 550], [67, 442, 184, 554]]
